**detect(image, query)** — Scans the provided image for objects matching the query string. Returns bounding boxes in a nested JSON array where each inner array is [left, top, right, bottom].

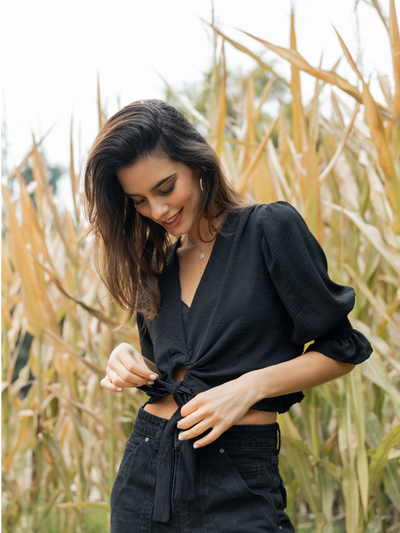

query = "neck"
[[186, 210, 226, 247]]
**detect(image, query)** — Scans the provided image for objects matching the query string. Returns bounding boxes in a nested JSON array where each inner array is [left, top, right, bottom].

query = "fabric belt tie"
[[141, 378, 197, 523]]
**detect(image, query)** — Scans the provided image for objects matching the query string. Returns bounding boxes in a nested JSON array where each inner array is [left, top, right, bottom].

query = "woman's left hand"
[[177, 373, 258, 448]]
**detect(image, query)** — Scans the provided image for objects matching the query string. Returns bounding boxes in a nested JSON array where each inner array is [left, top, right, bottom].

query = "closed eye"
[[129, 181, 176, 207], [160, 183, 175, 196]]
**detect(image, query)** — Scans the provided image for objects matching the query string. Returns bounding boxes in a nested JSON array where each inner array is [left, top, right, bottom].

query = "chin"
[[166, 228, 180, 237]]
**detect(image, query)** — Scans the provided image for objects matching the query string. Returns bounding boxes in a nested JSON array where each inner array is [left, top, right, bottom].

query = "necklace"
[[186, 234, 214, 277], [185, 212, 227, 276]]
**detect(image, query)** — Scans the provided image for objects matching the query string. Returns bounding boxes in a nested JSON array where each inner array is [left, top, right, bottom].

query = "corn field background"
[[2, 2, 400, 532]]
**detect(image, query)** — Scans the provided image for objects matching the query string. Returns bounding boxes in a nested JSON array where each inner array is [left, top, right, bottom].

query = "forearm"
[[178, 351, 355, 448], [238, 351, 355, 405]]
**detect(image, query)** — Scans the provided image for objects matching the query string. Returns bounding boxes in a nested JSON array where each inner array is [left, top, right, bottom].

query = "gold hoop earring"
[[199, 177, 204, 192]]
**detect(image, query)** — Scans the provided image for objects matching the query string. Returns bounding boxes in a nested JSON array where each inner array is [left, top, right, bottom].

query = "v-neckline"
[[174, 212, 231, 311]]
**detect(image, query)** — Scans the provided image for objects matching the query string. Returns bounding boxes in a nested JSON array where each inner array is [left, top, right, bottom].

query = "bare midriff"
[[143, 364, 277, 425]]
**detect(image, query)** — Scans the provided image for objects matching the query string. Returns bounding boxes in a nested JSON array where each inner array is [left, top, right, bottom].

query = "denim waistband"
[[206, 420, 281, 452], [134, 405, 281, 449], [133, 406, 169, 439]]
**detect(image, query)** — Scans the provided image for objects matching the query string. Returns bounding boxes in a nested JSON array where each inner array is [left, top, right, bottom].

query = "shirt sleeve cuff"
[[304, 317, 373, 365]]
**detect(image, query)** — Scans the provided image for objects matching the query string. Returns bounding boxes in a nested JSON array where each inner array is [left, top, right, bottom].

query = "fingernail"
[[147, 380, 154, 385], [149, 374, 157, 380], [193, 444, 199, 449], [178, 434, 183, 441], [117, 387, 123, 391]]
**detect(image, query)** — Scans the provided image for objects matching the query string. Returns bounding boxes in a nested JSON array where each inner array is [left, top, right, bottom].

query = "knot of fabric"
[[140, 377, 198, 523], [167, 380, 182, 398]]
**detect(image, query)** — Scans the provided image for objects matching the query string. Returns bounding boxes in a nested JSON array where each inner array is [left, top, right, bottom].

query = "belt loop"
[[277, 424, 281, 454]]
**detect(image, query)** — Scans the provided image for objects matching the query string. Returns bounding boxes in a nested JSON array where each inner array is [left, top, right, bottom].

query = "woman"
[[84, 99, 373, 532]]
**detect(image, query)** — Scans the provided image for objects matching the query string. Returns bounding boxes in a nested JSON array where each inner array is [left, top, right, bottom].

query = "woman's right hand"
[[101, 342, 159, 392]]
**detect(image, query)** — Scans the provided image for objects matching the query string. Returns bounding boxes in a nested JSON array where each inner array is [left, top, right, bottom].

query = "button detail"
[[279, 526, 283, 530], [145, 437, 149, 442], [219, 448, 224, 453]]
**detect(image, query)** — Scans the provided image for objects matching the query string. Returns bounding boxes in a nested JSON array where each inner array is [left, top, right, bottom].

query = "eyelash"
[[133, 183, 175, 207]]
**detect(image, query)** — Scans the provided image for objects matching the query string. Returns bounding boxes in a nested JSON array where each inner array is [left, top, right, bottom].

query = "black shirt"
[[181, 299, 190, 336], [135, 201, 373, 522]]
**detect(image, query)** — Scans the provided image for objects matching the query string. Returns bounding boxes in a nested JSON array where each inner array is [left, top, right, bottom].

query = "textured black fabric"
[[134, 201, 373, 522], [181, 299, 190, 336]]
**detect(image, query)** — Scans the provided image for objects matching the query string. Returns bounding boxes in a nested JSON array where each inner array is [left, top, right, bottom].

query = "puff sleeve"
[[261, 201, 373, 365], [136, 312, 155, 363]]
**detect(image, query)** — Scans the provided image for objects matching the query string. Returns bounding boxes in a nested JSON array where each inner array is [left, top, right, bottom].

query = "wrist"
[[236, 368, 269, 406]]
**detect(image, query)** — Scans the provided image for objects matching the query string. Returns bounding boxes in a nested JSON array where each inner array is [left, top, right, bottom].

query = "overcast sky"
[[1, 0, 395, 174]]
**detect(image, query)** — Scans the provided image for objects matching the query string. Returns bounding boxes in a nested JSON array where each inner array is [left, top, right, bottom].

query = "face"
[[116, 156, 202, 236]]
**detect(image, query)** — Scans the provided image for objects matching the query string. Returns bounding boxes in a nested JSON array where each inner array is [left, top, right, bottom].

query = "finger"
[[180, 397, 200, 418], [119, 350, 158, 381], [178, 419, 209, 442], [100, 375, 125, 392], [107, 366, 148, 388], [177, 411, 203, 430], [193, 427, 225, 448], [107, 366, 154, 388]]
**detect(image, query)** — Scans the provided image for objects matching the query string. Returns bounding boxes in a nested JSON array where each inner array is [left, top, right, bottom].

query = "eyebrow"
[[124, 174, 176, 197]]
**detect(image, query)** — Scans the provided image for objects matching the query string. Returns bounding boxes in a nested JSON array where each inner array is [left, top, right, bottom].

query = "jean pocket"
[[110, 431, 150, 512], [118, 431, 147, 470], [110, 434, 157, 533], [223, 445, 273, 467], [203, 447, 283, 532], [223, 446, 275, 492]]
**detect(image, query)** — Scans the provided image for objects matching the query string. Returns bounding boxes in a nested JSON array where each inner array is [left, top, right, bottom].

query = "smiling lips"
[[161, 207, 183, 228]]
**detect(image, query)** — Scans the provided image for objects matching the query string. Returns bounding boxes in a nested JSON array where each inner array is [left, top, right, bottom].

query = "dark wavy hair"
[[83, 99, 251, 325]]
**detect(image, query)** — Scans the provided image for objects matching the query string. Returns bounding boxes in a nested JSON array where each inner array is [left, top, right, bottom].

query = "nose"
[[148, 199, 169, 222]]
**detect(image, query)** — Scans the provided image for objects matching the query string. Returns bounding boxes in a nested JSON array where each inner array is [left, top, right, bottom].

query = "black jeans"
[[110, 406, 295, 532]]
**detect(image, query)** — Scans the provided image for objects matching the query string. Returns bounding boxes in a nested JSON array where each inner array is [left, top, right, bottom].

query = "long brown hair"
[[83, 99, 251, 326]]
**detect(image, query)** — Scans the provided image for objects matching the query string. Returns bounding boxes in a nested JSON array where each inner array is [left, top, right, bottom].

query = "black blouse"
[[135, 201, 373, 523], [181, 299, 190, 336]]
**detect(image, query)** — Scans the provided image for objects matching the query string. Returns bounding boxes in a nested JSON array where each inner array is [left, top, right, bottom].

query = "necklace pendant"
[[200, 252, 205, 260]]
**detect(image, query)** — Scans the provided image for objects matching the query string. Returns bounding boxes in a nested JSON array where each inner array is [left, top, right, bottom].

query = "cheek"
[[175, 181, 196, 205]]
